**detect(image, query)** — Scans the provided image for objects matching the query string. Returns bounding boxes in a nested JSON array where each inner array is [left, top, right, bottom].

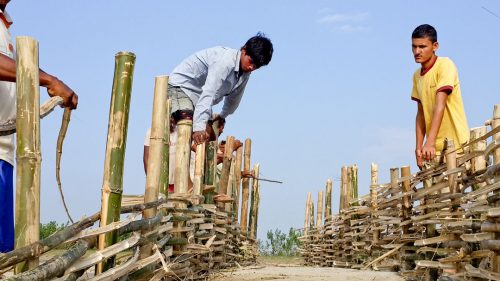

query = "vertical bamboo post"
[[304, 192, 311, 235], [140, 76, 169, 259], [491, 105, 500, 273], [225, 158, 235, 213], [347, 167, 353, 208], [240, 139, 252, 233], [249, 164, 261, 239], [390, 167, 399, 198], [14, 36, 41, 273], [193, 142, 206, 202], [203, 121, 219, 204], [351, 165, 359, 206], [325, 179, 332, 220], [316, 191, 324, 228], [470, 127, 487, 191], [445, 139, 458, 208], [174, 120, 192, 194], [309, 195, 315, 230], [97, 51, 135, 273], [339, 166, 348, 212], [370, 163, 379, 245], [401, 166, 411, 234], [159, 99, 171, 198], [233, 146, 243, 222], [218, 136, 234, 194]]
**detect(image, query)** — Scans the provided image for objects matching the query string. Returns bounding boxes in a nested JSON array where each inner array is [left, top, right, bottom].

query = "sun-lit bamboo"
[[174, 119, 192, 194], [233, 146, 243, 222], [248, 164, 261, 239], [240, 139, 252, 233], [203, 120, 219, 204], [316, 191, 323, 228], [370, 163, 379, 245], [97, 51, 135, 273], [304, 192, 311, 235], [140, 76, 169, 259], [340, 166, 348, 212], [14, 36, 41, 273], [325, 179, 332, 219], [470, 126, 487, 191]]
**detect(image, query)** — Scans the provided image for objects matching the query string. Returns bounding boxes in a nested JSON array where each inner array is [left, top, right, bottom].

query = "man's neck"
[[421, 54, 437, 71], [0, 5, 6, 12]]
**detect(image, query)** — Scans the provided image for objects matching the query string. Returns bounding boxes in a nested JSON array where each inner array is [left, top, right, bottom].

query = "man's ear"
[[432, 41, 439, 52]]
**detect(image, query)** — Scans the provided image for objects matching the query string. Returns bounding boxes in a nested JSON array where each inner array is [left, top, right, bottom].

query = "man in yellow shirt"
[[411, 24, 469, 169]]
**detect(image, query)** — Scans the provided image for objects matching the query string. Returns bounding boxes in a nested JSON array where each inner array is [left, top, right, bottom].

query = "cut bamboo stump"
[[97, 51, 135, 273], [14, 36, 41, 273], [233, 146, 243, 222], [248, 164, 261, 240]]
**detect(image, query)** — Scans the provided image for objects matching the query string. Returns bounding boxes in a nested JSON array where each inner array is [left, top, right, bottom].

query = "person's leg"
[[0, 160, 14, 253], [168, 86, 194, 120]]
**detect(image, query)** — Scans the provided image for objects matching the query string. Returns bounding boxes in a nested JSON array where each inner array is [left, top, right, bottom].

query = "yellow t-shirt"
[[411, 57, 469, 152]]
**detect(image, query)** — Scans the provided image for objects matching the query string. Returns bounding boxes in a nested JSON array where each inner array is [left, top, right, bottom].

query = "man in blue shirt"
[[168, 33, 273, 144]]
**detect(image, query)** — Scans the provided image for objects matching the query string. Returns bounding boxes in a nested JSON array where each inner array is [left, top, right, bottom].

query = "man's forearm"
[[0, 53, 17, 82], [426, 92, 447, 145]]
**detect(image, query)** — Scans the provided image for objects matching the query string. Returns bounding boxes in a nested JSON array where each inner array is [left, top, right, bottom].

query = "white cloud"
[[316, 12, 370, 33], [317, 12, 369, 24]]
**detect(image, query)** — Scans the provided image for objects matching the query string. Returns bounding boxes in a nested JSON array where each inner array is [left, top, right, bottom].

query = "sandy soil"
[[211, 264, 405, 281]]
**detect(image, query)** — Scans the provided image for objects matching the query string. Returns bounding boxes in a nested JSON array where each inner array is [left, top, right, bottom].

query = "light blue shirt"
[[169, 46, 251, 131]]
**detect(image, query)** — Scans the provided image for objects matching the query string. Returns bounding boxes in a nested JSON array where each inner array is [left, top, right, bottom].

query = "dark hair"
[[243, 32, 273, 68], [412, 24, 437, 43]]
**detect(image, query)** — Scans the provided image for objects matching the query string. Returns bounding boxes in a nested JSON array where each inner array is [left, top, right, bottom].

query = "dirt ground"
[[212, 263, 405, 281]]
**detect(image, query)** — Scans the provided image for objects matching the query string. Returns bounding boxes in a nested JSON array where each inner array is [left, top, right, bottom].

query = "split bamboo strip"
[[470, 126, 487, 191], [316, 191, 324, 228], [14, 36, 41, 273], [248, 164, 261, 240], [240, 139, 252, 233], [193, 143, 206, 200], [218, 136, 234, 195], [140, 75, 169, 259], [492, 104, 500, 273], [225, 158, 236, 212], [97, 51, 135, 273]]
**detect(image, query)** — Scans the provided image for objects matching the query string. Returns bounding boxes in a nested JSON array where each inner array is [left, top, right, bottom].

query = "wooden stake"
[[193, 142, 206, 199], [470, 126, 487, 191], [225, 158, 236, 212], [491, 104, 500, 273], [97, 51, 135, 273], [325, 179, 332, 220], [340, 166, 348, 212], [14, 36, 41, 273], [316, 191, 323, 228], [351, 165, 359, 206], [304, 192, 311, 235], [233, 146, 243, 222], [240, 139, 252, 233], [249, 164, 261, 239], [140, 76, 169, 259], [370, 163, 379, 245], [159, 100, 171, 198], [203, 120, 219, 204], [401, 165, 411, 234]]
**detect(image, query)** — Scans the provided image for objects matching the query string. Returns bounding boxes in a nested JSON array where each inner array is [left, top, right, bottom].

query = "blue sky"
[[7, 1, 500, 239]]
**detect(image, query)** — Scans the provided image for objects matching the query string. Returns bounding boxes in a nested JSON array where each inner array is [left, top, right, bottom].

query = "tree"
[[260, 228, 302, 256]]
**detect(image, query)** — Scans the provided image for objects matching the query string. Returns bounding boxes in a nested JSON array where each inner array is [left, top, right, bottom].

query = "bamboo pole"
[[140, 76, 169, 259], [390, 167, 399, 198], [248, 164, 261, 240], [240, 139, 252, 233], [401, 166, 411, 234], [174, 119, 192, 194], [225, 158, 236, 213], [97, 51, 135, 273], [351, 165, 359, 205], [370, 163, 379, 245], [203, 120, 219, 204], [309, 194, 315, 230], [193, 142, 206, 202], [325, 179, 332, 220], [491, 104, 500, 273], [304, 192, 311, 235], [340, 166, 348, 212], [233, 146, 243, 222], [159, 99, 171, 198], [470, 126, 487, 191], [218, 136, 234, 210], [14, 36, 41, 273], [316, 191, 323, 228]]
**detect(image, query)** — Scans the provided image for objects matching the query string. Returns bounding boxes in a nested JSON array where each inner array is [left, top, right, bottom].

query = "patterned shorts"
[[168, 85, 194, 113]]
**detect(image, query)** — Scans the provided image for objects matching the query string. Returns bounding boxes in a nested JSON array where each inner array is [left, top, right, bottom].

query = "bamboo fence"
[[300, 103, 500, 281], [0, 40, 262, 280]]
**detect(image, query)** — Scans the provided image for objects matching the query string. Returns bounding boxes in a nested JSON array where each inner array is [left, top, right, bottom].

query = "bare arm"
[[0, 53, 78, 109], [422, 92, 448, 161], [415, 101, 425, 168]]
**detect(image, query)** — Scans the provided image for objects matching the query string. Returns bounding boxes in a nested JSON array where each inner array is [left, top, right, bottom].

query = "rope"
[[56, 107, 74, 223], [0, 96, 64, 136]]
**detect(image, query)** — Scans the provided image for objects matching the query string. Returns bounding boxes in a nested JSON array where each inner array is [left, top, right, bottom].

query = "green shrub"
[[259, 228, 302, 256]]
